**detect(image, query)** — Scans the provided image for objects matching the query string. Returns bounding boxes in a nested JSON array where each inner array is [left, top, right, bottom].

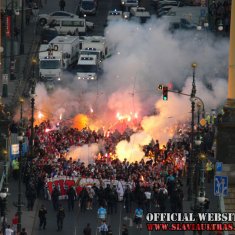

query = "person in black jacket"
[[122, 224, 129, 235], [26, 184, 37, 211], [51, 187, 60, 211], [83, 223, 91, 235], [57, 205, 65, 231], [67, 186, 76, 211], [38, 205, 47, 230], [123, 186, 132, 214], [59, 0, 65, 11]]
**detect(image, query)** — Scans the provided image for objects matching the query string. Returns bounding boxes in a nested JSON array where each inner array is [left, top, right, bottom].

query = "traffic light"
[[163, 86, 168, 101], [158, 84, 163, 90]]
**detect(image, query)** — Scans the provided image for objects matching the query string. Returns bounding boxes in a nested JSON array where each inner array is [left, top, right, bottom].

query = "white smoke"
[[29, 17, 229, 143], [141, 76, 228, 144], [67, 143, 99, 166], [115, 131, 152, 162]]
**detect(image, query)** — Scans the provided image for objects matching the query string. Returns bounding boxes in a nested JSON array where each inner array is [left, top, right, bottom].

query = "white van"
[[48, 17, 87, 35]]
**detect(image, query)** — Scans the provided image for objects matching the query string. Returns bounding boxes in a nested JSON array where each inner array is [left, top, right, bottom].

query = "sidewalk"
[[183, 177, 220, 235], [1, 15, 40, 235], [0, 16, 39, 109], [6, 177, 39, 235]]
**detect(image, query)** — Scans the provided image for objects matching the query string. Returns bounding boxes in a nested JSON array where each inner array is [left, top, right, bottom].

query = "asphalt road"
[[32, 198, 185, 235]]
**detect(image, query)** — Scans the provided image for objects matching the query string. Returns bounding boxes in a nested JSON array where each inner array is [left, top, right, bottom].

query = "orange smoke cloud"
[[115, 131, 152, 162], [73, 114, 89, 130]]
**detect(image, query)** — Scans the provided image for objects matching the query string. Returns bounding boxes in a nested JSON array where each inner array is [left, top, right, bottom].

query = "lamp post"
[[198, 153, 206, 198], [29, 79, 36, 158], [17, 131, 24, 233], [197, 103, 202, 126], [19, 0, 24, 54], [17, 98, 24, 234], [187, 63, 197, 201], [9, 0, 16, 80], [193, 152, 206, 235]]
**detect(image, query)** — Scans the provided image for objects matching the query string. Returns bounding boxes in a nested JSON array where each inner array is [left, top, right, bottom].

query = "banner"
[[11, 144, 19, 155], [46, 176, 135, 200], [6, 16, 11, 38], [10, 141, 29, 161]]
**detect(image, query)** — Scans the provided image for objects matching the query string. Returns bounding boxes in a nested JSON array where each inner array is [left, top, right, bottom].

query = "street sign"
[[214, 175, 228, 196], [200, 118, 206, 127], [11, 144, 19, 155], [216, 162, 223, 172]]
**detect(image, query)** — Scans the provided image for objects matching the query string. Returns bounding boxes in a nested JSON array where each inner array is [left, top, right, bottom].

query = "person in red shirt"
[[12, 213, 19, 233]]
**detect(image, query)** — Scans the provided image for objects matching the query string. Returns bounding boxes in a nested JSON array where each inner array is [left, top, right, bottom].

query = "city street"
[[0, 0, 231, 235], [32, 198, 184, 235]]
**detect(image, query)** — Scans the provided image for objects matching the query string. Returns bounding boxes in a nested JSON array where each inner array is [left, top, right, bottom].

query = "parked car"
[[107, 10, 129, 21], [46, 17, 94, 35], [38, 11, 79, 26]]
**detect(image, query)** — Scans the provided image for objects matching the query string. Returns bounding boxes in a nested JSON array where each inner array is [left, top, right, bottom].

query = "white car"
[[39, 11, 78, 26], [130, 7, 150, 23], [130, 7, 150, 17], [107, 10, 130, 21], [39, 11, 94, 30]]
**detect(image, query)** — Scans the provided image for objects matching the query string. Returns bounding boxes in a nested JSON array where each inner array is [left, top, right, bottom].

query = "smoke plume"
[[67, 144, 99, 166], [29, 17, 229, 145]]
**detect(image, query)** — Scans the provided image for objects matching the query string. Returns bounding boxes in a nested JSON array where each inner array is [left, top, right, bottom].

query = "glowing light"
[[140, 175, 144, 181], [38, 111, 44, 119], [90, 107, 94, 113], [59, 113, 62, 120], [73, 114, 89, 130], [116, 112, 138, 121], [45, 128, 51, 133]]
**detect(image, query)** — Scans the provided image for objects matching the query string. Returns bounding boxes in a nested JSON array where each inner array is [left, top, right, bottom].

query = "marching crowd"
[[7, 119, 216, 234]]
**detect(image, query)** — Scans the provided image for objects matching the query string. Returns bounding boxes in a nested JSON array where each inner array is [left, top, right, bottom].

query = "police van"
[[75, 54, 99, 80]]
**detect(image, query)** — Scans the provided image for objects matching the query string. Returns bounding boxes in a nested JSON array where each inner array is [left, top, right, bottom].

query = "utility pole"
[[20, 0, 24, 54], [17, 98, 24, 234], [10, 0, 15, 80], [2, 0, 9, 97], [30, 78, 36, 158], [187, 63, 197, 201]]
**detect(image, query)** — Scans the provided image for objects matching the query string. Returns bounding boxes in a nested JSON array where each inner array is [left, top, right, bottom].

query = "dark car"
[[40, 28, 59, 44]]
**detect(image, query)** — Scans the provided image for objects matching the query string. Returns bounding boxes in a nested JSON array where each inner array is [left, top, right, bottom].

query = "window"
[[51, 20, 60, 27], [62, 20, 73, 26], [40, 59, 61, 69], [52, 12, 71, 17], [73, 20, 85, 27], [76, 64, 97, 73]]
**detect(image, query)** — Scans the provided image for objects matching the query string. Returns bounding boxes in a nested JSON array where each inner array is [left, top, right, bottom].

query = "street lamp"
[[198, 152, 206, 198], [17, 98, 24, 233], [187, 63, 197, 201], [218, 20, 223, 32], [29, 78, 36, 158], [20, 0, 25, 54], [196, 103, 202, 126], [17, 131, 24, 233]]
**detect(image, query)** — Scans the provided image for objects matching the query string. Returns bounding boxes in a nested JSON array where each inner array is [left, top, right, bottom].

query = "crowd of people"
[[7, 119, 214, 233]]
